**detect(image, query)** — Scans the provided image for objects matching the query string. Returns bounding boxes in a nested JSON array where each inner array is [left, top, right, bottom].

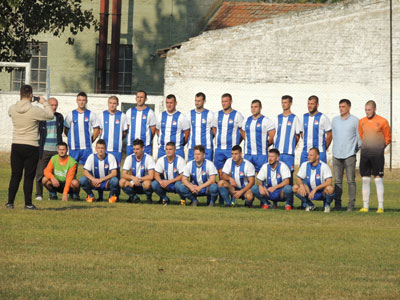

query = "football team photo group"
[[7, 85, 392, 214]]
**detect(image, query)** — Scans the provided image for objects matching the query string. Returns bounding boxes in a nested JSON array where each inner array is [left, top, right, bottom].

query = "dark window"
[[11, 42, 48, 92], [95, 44, 133, 94]]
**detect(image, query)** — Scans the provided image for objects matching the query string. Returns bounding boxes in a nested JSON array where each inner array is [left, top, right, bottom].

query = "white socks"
[[362, 177, 371, 209], [375, 177, 384, 210], [362, 177, 384, 210]]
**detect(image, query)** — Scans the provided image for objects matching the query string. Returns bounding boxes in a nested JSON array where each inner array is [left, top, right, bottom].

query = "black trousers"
[[8, 144, 39, 206], [35, 150, 57, 197]]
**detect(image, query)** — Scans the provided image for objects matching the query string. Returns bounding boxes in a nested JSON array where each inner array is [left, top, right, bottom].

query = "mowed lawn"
[[0, 158, 399, 300]]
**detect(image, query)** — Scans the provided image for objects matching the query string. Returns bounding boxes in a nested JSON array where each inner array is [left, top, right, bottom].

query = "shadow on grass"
[[42, 205, 115, 211]]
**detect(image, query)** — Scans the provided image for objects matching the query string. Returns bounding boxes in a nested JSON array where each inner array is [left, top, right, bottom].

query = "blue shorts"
[[127, 145, 152, 156], [279, 154, 294, 172], [158, 147, 185, 159], [69, 149, 92, 165], [300, 151, 327, 165], [268, 189, 283, 201], [188, 148, 213, 161], [93, 180, 110, 191], [214, 148, 232, 170], [244, 154, 268, 172], [301, 180, 324, 200]]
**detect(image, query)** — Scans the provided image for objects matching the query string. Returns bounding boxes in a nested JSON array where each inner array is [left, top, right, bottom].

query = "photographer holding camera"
[[7, 85, 54, 209]]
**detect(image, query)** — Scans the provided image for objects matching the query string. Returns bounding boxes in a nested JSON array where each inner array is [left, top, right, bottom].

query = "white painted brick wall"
[[164, 0, 400, 167]]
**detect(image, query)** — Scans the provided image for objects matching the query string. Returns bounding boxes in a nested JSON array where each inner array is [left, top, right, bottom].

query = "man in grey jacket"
[[7, 85, 54, 209]]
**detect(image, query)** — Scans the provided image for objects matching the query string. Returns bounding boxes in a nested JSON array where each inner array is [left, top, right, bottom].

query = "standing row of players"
[[36, 91, 391, 212]]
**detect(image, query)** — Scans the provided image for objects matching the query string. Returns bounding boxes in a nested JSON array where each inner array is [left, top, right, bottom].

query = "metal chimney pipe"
[[110, 0, 122, 93], [97, 0, 109, 93]]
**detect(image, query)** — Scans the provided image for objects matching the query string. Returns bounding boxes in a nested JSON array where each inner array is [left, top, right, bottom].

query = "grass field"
[[1, 157, 399, 300]]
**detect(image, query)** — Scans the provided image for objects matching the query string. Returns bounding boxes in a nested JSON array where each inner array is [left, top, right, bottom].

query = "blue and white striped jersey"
[[98, 110, 128, 153]]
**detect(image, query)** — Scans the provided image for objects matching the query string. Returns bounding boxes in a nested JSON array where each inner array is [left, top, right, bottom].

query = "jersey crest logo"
[[202, 119, 207, 123], [85, 117, 89, 122], [239, 171, 244, 176], [141, 165, 145, 169], [287, 121, 292, 126], [229, 119, 233, 124], [277, 174, 281, 178], [105, 164, 109, 169], [172, 121, 177, 126], [142, 115, 147, 120], [314, 120, 319, 125], [256, 123, 261, 127], [115, 119, 120, 124], [316, 174, 320, 179], [201, 170, 206, 175], [173, 168, 177, 172]]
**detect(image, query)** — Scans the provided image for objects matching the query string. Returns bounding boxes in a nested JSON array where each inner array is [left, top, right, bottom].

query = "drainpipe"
[[97, 0, 109, 93], [110, 0, 122, 94]]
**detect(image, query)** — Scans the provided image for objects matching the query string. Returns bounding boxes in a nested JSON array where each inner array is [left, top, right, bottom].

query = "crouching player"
[[218, 145, 255, 207], [251, 148, 293, 210], [42, 142, 80, 201], [79, 139, 119, 203], [293, 147, 335, 213], [120, 139, 155, 203], [179, 145, 219, 206], [152, 142, 186, 206]]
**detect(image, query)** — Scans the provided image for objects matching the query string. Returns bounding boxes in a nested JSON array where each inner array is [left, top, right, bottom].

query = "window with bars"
[[95, 44, 133, 94], [11, 42, 48, 92]]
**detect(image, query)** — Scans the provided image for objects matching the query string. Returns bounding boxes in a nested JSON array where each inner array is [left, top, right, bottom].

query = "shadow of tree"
[[60, 40, 96, 92]]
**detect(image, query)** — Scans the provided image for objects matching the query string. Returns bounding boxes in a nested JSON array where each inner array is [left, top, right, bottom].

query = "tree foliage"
[[0, 0, 98, 62]]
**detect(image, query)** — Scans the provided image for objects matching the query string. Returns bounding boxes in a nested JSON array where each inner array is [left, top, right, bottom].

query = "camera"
[[32, 96, 40, 102]]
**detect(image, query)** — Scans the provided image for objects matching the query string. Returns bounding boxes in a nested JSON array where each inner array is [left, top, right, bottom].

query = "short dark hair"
[[195, 92, 206, 100], [166, 94, 176, 102], [108, 95, 119, 104], [269, 148, 280, 156], [308, 95, 319, 103], [57, 142, 68, 149], [251, 99, 262, 107], [137, 90, 147, 98], [281, 95, 293, 103], [365, 100, 376, 108], [339, 99, 351, 106], [96, 139, 107, 147], [132, 139, 144, 147], [309, 147, 320, 155], [165, 141, 176, 148], [193, 145, 205, 154], [221, 93, 232, 100], [232, 145, 242, 153], [77, 91, 87, 98], [20, 84, 33, 99]]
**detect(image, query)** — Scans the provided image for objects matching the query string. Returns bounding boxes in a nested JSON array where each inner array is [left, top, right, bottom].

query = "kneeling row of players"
[[42, 139, 334, 212]]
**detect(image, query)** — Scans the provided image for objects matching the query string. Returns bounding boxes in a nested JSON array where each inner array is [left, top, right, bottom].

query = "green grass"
[[1, 159, 399, 300]]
